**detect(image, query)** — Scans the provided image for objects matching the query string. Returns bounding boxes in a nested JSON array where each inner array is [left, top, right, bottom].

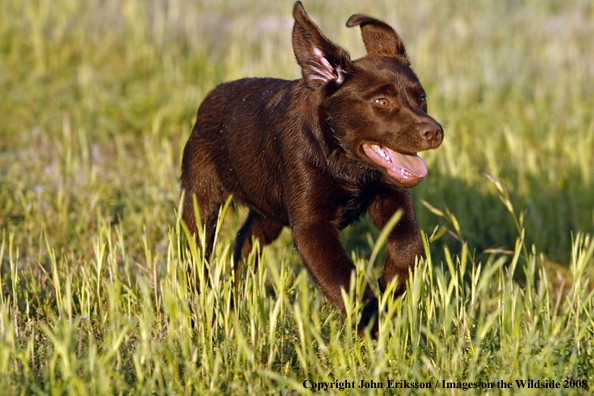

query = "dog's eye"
[[420, 96, 427, 108], [374, 98, 390, 106]]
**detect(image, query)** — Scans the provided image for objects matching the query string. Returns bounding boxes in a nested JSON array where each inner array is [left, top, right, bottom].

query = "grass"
[[1, 0, 593, 394]]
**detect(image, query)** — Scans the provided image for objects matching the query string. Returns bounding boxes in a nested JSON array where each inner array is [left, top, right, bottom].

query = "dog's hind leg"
[[181, 192, 222, 287], [180, 150, 231, 290], [233, 210, 284, 281], [181, 190, 225, 258]]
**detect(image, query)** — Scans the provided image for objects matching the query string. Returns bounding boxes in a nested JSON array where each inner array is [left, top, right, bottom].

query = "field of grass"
[[1, 0, 593, 394]]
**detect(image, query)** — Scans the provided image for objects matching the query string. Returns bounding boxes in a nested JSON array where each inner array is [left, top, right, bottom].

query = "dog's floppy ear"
[[292, 1, 352, 89], [346, 14, 408, 62]]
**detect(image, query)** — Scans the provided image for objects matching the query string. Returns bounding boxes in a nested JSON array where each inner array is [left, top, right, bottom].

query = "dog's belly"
[[213, 145, 288, 224]]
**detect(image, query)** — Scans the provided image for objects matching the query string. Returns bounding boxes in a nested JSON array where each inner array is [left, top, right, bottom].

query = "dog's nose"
[[421, 123, 443, 147]]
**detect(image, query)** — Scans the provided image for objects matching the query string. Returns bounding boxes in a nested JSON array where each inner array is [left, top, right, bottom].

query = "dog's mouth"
[[362, 143, 427, 184]]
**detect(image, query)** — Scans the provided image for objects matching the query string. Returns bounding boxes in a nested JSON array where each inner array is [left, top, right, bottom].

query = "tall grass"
[[1, 0, 593, 393], [0, 185, 593, 394]]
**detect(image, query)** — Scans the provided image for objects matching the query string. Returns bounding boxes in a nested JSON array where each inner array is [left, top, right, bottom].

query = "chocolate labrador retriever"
[[181, 1, 443, 335]]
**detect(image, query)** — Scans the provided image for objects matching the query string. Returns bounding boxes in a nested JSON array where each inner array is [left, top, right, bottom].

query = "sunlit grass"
[[1, 187, 592, 394], [1, 0, 593, 394]]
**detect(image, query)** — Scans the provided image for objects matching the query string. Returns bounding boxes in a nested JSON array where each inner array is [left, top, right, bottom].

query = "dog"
[[181, 1, 443, 335]]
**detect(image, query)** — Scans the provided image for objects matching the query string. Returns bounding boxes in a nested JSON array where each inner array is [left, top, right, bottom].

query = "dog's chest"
[[335, 188, 375, 230]]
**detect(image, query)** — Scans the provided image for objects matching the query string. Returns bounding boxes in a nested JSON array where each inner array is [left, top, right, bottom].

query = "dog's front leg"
[[290, 218, 378, 334], [368, 189, 425, 295]]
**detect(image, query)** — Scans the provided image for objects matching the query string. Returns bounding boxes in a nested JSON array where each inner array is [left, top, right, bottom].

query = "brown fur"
[[181, 2, 443, 335]]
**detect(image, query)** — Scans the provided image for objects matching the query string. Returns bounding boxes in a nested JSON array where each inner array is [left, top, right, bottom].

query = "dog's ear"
[[346, 14, 408, 62], [292, 1, 352, 89]]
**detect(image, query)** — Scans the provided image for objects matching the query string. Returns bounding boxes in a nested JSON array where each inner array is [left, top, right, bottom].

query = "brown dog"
[[181, 2, 443, 334]]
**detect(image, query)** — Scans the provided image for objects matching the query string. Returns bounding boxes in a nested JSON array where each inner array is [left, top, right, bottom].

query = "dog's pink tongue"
[[390, 151, 427, 178]]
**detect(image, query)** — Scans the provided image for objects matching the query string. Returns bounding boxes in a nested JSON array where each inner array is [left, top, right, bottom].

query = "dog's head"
[[292, 2, 443, 188]]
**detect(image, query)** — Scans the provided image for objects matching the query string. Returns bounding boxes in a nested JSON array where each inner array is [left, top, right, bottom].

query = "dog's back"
[[181, 77, 309, 230]]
